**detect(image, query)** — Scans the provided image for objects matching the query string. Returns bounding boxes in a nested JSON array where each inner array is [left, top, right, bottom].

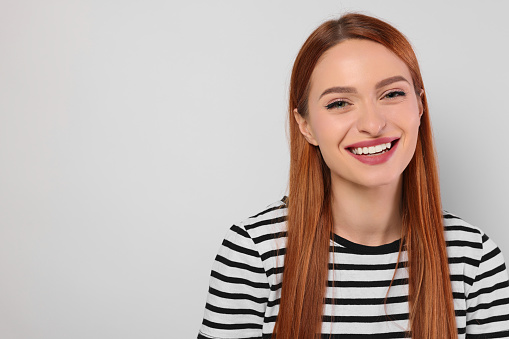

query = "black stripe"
[[263, 315, 277, 323], [211, 270, 269, 289], [324, 295, 408, 305], [266, 265, 284, 277], [205, 302, 265, 317], [250, 203, 285, 219], [331, 234, 401, 254], [482, 233, 490, 243], [200, 331, 262, 339], [443, 213, 461, 219], [446, 240, 482, 249], [451, 274, 474, 285], [208, 287, 268, 304], [261, 248, 285, 261], [466, 330, 509, 338], [231, 225, 250, 238], [329, 261, 406, 271], [268, 293, 477, 308], [270, 277, 410, 291], [202, 318, 262, 330], [266, 297, 280, 308], [467, 297, 509, 313], [475, 263, 507, 283], [215, 254, 266, 274], [200, 332, 263, 339], [453, 291, 467, 300], [270, 282, 282, 291], [200, 334, 262, 339], [252, 231, 287, 244], [466, 313, 509, 326], [244, 216, 287, 231], [323, 312, 408, 323], [455, 309, 466, 317], [327, 278, 408, 288], [448, 255, 480, 267], [481, 246, 502, 264], [223, 239, 260, 258], [444, 224, 481, 235], [467, 280, 509, 300], [329, 245, 400, 255]]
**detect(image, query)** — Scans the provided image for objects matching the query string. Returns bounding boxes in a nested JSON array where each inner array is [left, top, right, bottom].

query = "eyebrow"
[[319, 75, 411, 99], [375, 75, 410, 90]]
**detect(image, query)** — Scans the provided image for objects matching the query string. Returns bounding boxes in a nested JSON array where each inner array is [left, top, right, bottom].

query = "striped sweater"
[[198, 198, 509, 338]]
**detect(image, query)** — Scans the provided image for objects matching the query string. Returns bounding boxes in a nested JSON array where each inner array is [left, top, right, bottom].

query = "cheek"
[[391, 102, 421, 134], [408, 112, 422, 136], [310, 118, 350, 146], [308, 110, 353, 142], [400, 114, 421, 154]]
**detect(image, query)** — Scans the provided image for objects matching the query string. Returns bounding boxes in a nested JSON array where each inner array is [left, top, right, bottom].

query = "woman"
[[197, 13, 509, 338]]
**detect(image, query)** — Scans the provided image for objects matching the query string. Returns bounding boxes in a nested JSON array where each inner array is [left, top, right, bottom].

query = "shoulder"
[[443, 211, 484, 247], [220, 197, 288, 278], [220, 197, 288, 250], [235, 197, 288, 245], [442, 210, 491, 264], [442, 211, 508, 295], [442, 211, 504, 254]]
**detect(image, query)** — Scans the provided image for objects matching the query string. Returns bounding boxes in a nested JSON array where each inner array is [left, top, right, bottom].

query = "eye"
[[325, 100, 350, 110], [383, 90, 406, 99]]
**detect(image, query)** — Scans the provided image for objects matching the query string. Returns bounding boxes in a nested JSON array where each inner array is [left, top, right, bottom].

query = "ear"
[[293, 108, 318, 146], [418, 89, 425, 118]]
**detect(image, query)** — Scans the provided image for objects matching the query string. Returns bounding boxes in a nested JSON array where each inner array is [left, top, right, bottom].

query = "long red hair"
[[273, 13, 457, 338]]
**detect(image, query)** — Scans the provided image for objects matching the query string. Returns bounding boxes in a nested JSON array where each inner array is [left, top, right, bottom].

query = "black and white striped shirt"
[[198, 198, 509, 338]]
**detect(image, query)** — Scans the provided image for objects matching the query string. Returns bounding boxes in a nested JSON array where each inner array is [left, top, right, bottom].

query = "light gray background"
[[1, 1, 508, 338]]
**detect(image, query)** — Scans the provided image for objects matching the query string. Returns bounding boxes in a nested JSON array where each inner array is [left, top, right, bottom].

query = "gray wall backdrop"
[[1, 0, 508, 338]]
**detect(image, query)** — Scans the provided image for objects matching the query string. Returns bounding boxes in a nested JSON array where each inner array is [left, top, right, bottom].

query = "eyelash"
[[325, 100, 350, 110], [324, 90, 406, 110], [384, 90, 406, 99]]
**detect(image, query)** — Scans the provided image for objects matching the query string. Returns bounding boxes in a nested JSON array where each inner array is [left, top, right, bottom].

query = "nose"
[[356, 101, 386, 136]]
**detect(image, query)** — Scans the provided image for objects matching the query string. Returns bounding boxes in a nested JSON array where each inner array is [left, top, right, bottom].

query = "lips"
[[345, 137, 400, 165]]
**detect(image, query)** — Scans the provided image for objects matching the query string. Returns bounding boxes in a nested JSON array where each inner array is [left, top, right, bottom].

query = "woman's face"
[[295, 39, 423, 189]]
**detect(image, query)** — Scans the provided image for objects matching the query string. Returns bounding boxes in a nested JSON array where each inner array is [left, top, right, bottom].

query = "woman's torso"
[[198, 198, 509, 338]]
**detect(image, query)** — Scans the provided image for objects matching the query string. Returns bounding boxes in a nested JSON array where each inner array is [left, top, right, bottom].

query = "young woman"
[[197, 13, 509, 338]]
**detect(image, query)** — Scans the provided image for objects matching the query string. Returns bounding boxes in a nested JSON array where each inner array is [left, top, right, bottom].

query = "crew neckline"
[[331, 232, 402, 254]]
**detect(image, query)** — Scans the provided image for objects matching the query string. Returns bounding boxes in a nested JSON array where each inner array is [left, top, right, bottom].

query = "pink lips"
[[346, 137, 399, 165]]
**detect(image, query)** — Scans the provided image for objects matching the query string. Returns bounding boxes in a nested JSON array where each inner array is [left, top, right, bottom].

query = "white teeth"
[[351, 141, 394, 155]]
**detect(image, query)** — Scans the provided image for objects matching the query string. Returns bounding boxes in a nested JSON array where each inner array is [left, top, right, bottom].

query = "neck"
[[331, 175, 403, 246]]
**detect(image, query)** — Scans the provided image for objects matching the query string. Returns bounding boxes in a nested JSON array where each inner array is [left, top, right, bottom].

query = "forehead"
[[310, 39, 413, 92]]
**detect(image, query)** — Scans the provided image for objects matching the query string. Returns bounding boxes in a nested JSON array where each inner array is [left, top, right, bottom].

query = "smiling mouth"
[[348, 139, 399, 155]]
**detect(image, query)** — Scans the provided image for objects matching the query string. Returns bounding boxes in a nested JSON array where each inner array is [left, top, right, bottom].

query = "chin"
[[352, 172, 403, 189]]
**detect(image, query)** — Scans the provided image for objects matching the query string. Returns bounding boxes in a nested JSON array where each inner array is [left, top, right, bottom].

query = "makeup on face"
[[301, 39, 422, 188]]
